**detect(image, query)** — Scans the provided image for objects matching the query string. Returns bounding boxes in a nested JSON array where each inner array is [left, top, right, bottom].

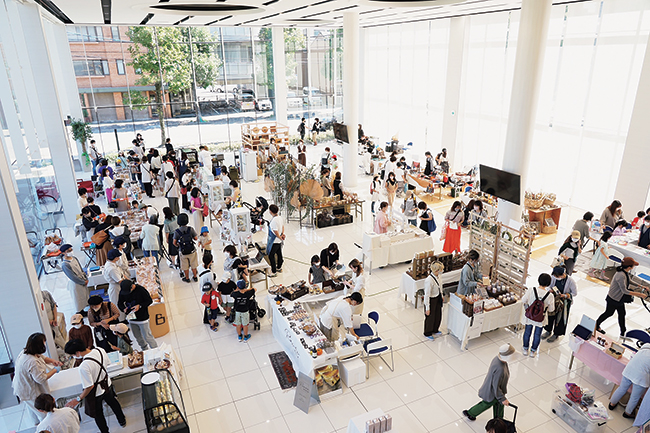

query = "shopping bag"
[[440, 223, 447, 241]]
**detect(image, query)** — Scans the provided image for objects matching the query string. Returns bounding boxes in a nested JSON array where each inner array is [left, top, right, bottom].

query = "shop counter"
[[363, 229, 434, 271], [568, 334, 628, 385], [49, 345, 182, 400], [398, 270, 462, 308], [269, 296, 363, 380], [447, 294, 523, 350], [87, 265, 136, 287]]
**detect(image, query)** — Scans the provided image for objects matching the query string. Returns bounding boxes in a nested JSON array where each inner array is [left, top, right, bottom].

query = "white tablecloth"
[[363, 232, 434, 269], [399, 270, 462, 306]]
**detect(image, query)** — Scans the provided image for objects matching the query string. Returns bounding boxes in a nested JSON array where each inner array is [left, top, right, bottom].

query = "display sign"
[[293, 371, 319, 414]]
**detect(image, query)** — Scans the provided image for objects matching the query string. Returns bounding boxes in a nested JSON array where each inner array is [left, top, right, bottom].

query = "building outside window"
[[116, 59, 125, 75]]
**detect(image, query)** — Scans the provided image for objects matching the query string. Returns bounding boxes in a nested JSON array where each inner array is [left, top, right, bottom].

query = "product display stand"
[[239, 148, 258, 182], [136, 257, 169, 338], [241, 122, 290, 151], [141, 368, 189, 433], [220, 207, 252, 248]]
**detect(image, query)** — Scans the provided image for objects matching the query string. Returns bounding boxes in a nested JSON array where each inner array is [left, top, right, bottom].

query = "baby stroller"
[[243, 196, 269, 233], [228, 293, 266, 330]]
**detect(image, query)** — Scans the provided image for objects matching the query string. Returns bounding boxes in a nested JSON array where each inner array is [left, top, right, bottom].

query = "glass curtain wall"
[[68, 25, 342, 154], [361, 21, 449, 159]]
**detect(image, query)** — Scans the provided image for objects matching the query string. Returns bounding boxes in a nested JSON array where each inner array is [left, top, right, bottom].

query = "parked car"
[[256, 98, 272, 111], [287, 91, 303, 108], [235, 93, 255, 111]]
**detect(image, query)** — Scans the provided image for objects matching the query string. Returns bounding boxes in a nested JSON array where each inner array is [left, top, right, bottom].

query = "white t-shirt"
[[520, 286, 555, 327], [102, 176, 114, 192], [320, 297, 353, 330], [269, 216, 284, 244], [395, 166, 405, 182], [133, 145, 144, 158], [79, 347, 111, 396], [37, 408, 80, 433], [141, 162, 152, 183], [384, 161, 397, 179], [199, 150, 213, 170], [162, 161, 174, 177], [78, 196, 88, 211], [164, 177, 180, 198], [623, 344, 650, 387], [198, 265, 217, 290]]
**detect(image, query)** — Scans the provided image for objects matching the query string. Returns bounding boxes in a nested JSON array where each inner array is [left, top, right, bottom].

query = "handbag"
[[202, 203, 209, 217], [622, 272, 634, 303], [91, 230, 109, 246], [550, 256, 564, 268], [440, 223, 448, 241]]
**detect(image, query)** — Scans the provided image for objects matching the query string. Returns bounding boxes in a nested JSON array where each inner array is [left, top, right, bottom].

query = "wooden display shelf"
[[527, 206, 561, 234], [241, 122, 290, 152]]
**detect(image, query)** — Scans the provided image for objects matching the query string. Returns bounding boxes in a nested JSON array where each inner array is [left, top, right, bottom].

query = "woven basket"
[[525, 197, 544, 209], [541, 225, 557, 234], [543, 198, 555, 207]]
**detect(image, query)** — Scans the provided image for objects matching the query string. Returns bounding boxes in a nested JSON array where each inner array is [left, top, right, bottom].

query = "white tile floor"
[[2, 143, 647, 433]]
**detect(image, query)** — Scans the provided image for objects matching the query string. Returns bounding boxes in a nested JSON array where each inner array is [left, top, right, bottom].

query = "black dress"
[[333, 180, 344, 215]]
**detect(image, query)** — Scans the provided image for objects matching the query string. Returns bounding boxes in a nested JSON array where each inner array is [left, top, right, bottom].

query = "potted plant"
[[70, 119, 93, 172]]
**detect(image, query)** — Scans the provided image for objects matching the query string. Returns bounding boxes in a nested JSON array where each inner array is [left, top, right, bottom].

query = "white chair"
[[363, 338, 394, 379], [608, 249, 624, 267]]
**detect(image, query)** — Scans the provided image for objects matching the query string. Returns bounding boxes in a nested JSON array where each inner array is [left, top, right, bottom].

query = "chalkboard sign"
[[293, 372, 319, 414]]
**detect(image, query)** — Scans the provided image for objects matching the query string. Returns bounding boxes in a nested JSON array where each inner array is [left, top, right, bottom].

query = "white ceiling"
[[36, 0, 590, 28]]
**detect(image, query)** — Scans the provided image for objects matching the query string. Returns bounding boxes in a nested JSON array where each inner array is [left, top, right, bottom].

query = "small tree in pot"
[[70, 119, 93, 171]]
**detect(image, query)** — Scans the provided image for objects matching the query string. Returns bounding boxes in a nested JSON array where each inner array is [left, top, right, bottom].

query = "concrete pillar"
[[343, 12, 360, 187], [272, 27, 288, 126], [441, 17, 467, 173], [499, 0, 553, 225], [614, 31, 650, 212], [18, 2, 79, 223], [0, 130, 56, 360]]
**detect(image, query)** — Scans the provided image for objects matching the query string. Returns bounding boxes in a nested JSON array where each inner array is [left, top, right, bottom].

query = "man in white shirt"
[[199, 145, 213, 174], [64, 340, 126, 433], [320, 147, 332, 170], [268, 204, 285, 277], [319, 292, 363, 340], [164, 172, 181, 216]]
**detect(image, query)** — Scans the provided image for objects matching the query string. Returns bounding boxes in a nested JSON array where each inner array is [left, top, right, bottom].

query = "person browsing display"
[[308, 255, 333, 285], [343, 259, 366, 314], [423, 262, 445, 339], [458, 250, 483, 296]]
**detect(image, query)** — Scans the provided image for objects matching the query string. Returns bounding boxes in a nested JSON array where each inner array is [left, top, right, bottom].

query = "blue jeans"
[[611, 375, 647, 414], [143, 250, 159, 264], [523, 324, 543, 352], [91, 159, 98, 177]]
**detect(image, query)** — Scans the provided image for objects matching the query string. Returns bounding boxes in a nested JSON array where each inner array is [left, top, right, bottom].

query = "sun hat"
[[498, 343, 515, 362], [200, 226, 209, 234], [109, 323, 129, 334], [571, 230, 581, 239], [70, 314, 83, 325]]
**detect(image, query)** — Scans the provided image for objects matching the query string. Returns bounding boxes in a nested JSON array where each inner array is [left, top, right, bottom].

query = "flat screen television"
[[333, 122, 349, 144], [479, 164, 521, 205]]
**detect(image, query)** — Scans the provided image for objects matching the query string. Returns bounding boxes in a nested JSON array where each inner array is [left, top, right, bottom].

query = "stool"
[[338, 358, 366, 387]]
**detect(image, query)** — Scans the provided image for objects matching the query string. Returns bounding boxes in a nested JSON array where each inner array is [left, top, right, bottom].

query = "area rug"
[[573, 251, 616, 281], [268, 351, 298, 390]]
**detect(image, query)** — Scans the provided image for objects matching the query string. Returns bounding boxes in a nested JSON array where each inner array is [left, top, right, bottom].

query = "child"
[[218, 272, 237, 323], [198, 226, 212, 259], [588, 231, 612, 281], [632, 211, 645, 229], [77, 187, 88, 211], [201, 282, 222, 332], [612, 220, 628, 236], [109, 323, 134, 355], [231, 279, 256, 342], [308, 255, 332, 285], [198, 254, 217, 292]]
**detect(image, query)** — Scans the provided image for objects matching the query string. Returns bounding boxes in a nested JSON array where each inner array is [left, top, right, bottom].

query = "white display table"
[[447, 294, 523, 350], [398, 270, 462, 308], [347, 408, 396, 433], [270, 296, 362, 378], [363, 230, 434, 271], [48, 345, 182, 400], [87, 266, 136, 287]]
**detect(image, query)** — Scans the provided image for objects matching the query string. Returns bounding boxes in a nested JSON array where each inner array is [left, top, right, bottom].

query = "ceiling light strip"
[[205, 15, 233, 25], [32, 0, 73, 24], [262, 0, 279, 5], [140, 13, 154, 25]]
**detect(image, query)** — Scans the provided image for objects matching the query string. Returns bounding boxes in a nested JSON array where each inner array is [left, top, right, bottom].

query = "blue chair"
[[625, 329, 650, 347], [608, 255, 622, 264], [355, 311, 379, 339], [363, 337, 394, 378]]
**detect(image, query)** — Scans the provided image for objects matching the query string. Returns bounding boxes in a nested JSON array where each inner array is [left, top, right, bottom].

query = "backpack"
[[176, 226, 196, 255], [524, 287, 551, 323]]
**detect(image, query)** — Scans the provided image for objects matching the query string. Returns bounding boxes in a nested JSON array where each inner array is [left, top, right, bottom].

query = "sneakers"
[[522, 347, 529, 356], [277, 268, 283, 273], [182, 277, 190, 283], [433, 331, 443, 336], [547, 335, 558, 343], [238, 334, 243, 342], [269, 273, 278, 278], [244, 334, 251, 342], [425, 335, 435, 340], [192, 276, 198, 282], [529, 350, 537, 358], [462, 410, 476, 421], [597, 327, 606, 335], [541, 331, 551, 340]]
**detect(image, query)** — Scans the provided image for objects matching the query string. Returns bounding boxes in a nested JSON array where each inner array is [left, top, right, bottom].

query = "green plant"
[[70, 119, 93, 166]]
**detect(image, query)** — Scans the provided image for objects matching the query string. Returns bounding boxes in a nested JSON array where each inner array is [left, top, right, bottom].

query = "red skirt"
[[443, 225, 462, 253]]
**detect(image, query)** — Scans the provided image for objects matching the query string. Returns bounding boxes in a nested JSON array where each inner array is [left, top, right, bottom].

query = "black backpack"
[[176, 226, 196, 255]]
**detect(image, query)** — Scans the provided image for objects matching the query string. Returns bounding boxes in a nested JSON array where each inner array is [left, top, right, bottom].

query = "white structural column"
[[0, 135, 56, 359], [440, 17, 467, 172], [614, 31, 650, 211], [343, 12, 360, 187], [17, 2, 79, 222], [499, 0, 553, 225], [272, 27, 288, 126]]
